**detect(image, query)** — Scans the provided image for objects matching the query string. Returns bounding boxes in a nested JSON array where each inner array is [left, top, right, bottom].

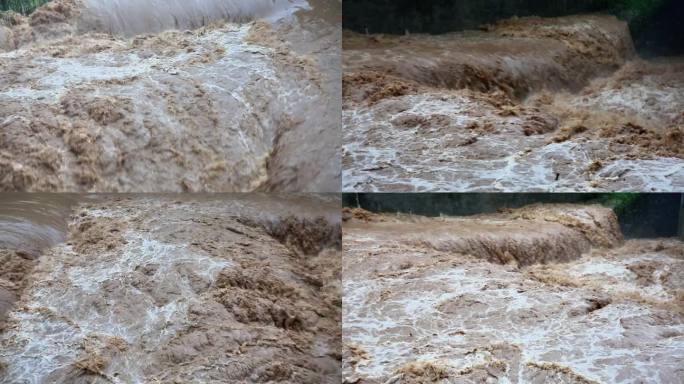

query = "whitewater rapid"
[[0, 195, 342, 383], [0, 0, 341, 192], [342, 15, 684, 192], [342, 206, 684, 383]]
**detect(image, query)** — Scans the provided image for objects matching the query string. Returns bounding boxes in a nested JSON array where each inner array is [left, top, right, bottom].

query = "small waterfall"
[[79, 0, 309, 36], [0, 194, 77, 257]]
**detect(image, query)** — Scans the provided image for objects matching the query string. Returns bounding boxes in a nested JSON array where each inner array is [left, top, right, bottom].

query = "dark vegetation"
[[0, 0, 51, 15], [343, 193, 684, 239], [343, 0, 684, 56]]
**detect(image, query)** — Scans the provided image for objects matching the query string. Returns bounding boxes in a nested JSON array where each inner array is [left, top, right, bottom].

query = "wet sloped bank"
[[342, 205, 684, 383], [343, 15, 684, 192], [0, 194, 341, 383], [0, 0, 340, 192]]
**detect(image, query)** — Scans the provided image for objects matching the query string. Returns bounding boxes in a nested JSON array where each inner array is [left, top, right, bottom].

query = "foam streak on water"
[[342, 92, 684, 192], [0, 0, 339, 192], [342, 16, 683, 192], [1, 195, 342, 383]]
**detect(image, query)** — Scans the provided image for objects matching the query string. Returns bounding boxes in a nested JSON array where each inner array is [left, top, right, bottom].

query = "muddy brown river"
[[0, 194, 75, 255], [0, 193, 341, 383], [0, 0, 340, 192], [342, 15, 684, 192], [342, 205, 684, 383]]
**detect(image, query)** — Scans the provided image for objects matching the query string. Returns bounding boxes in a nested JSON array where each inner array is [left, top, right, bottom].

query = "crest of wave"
[[79, 0, 307, 36]]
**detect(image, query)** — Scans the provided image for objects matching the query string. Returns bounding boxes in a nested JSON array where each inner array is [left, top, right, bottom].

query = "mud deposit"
[[0, 0, 340, 192], [0, 194, 341, 383], [342, 205, 684, 383], [343, 15, 684, 191]]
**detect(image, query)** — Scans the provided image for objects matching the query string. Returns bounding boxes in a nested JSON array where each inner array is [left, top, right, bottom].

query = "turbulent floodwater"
[[342, 205, 684, 383], [342, 15, 684, 192], [0, 0, 340, 192], [0, 194, 76, 320], [0, 194, 75, 256], [0, 194, 341, 383]]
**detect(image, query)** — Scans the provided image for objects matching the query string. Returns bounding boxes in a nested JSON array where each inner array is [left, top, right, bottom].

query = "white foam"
[[343, 232, 684, 382], [343, 93, 684, 192], [0, 230, 231, 383]]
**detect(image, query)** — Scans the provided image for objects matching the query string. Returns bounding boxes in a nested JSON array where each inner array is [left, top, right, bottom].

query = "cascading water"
[[0, 194, 82, 322], [0, 195, 342, 383], [342, 205, 684, 383], [78, 0, 310, 36], [342, 14, 684, 192], [0, 0, 340, 192], [0, 194, 75, 256]]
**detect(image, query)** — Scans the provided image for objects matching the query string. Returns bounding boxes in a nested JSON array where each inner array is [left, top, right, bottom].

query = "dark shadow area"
[[631, 0, 684, 57], [343, 193, 683, 239], [343, 0, 684, 57], [618, 194, 682, 238]]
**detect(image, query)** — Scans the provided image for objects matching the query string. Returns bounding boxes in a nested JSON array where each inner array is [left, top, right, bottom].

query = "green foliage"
[[0, 0, 51, 15], [344, 0, 682, 57], [344, 0, 617, 35], [614, 0, 664, 15], [597, 193, 640, 214], [343, 0, 667, 34]]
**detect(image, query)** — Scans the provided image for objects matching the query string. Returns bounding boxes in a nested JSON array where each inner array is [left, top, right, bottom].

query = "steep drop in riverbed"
[[0, 0, 341, 192], [342, 205, 684, 383], [343, 15, 684, 192], [0, 194, 77, 321], [0, 194, 341, 383]]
